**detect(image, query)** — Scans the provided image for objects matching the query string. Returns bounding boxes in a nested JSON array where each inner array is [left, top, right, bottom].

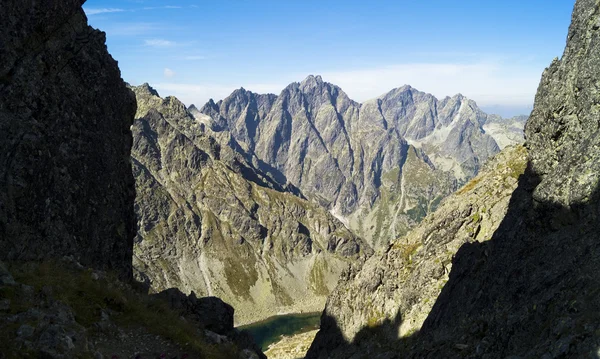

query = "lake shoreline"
[[237, 311, 322, 329], [237, 312, 322, 352]]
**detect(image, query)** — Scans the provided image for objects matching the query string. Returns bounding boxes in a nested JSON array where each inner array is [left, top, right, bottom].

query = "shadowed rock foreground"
[[0, 1, 264, 357], [0, 0, 136, 279]]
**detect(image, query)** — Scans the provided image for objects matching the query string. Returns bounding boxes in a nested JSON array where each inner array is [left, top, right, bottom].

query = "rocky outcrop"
[[307, 145, 527, 358], [264, 329, 318, 359], [153, 288, 265, 357], [308, 0, 600, 357], [130, 85, 372, 325], [199, 80, 508, 249], [0, 0, 136, 278]]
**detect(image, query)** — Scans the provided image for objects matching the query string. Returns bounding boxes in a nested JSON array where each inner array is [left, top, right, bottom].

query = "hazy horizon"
[[85, 0, 574, 117]]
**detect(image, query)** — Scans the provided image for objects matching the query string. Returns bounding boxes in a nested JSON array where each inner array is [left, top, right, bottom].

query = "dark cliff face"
[[0, 0, 137, 278], [307, 0, 600, 357]]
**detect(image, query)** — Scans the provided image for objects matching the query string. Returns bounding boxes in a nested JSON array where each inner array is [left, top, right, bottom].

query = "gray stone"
[[38, 325, 75, 354], [20, 285, 35, 300], [0, 261, 15, 286], [239, 349, 261, 359], [205, 330, 229, 344]]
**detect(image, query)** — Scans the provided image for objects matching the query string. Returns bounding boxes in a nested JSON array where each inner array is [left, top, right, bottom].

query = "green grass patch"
[[393, 242, 421, 264]]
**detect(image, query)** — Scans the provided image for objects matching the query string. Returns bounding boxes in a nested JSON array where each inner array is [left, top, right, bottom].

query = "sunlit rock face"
[[200, 78, 510, 250], [130, 84, 372, 325]]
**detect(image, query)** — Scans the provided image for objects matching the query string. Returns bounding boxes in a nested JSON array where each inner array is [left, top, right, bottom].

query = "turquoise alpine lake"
[[238, 312, 321, 350]]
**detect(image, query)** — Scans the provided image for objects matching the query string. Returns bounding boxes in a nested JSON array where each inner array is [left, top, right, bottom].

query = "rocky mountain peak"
[[199, 98, 220, 114], [452, 92, 466, 101], [138, 82, 160, 97], [382, 84, 415, 98], [224, 87, 255, 107], [300, 74, 325, 88], [230, 87, 249, 97]]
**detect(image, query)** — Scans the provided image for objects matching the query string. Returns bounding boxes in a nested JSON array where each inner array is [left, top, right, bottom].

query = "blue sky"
[[85, 0, 575, 117]]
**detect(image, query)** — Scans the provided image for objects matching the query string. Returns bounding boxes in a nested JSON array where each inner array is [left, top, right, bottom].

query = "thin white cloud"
[[151, 59, 543, 115], [85, 5, 184, 16], [242, 83, 287, 94], [183, 55, 207, 60], [142, 6, 183, 10], [84, 8, 125, 15], [145, 39, 177, 47], [151, 82, 286, 107], [152, 84, 235, 106], [317, 61, 542, 107], [163, 68, 176, 79], [103, 22, 160, 36]]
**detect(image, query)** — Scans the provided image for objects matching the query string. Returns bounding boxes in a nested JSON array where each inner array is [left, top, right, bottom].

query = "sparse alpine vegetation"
[[0, 259, 253, 359]]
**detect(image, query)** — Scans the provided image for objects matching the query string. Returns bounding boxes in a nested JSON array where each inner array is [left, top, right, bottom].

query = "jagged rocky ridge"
[[198, 80, 509, 249], [130, 84, 372, 325], [0, 1, 265, 357], [308, 0, 600, 357]]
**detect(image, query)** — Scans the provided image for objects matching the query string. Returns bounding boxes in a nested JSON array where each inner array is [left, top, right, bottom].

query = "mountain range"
[[194, 77, 525, 250], [10, 0, 600, 358], [128, 76, 527, 326]]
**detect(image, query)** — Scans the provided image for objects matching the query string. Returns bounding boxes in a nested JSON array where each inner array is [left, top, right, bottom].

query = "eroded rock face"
[[308, 1, 600, 357], [0, 0, 136, 278], [526, 0, 600, 208], [130, 85, 372, 325], [199, 79, 506, 249]]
